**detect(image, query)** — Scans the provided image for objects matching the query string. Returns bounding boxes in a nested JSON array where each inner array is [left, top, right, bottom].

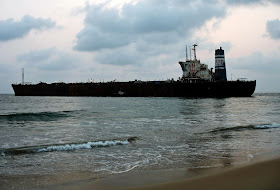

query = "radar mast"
[[192, 44, 198, 61]]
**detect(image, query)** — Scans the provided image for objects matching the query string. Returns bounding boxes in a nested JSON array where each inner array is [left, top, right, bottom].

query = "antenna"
[[22, 68, 24, 85], [186, 45, 188, 61]]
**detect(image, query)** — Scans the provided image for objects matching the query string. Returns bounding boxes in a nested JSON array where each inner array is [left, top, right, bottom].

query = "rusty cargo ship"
[[12, 45, 256, 97]]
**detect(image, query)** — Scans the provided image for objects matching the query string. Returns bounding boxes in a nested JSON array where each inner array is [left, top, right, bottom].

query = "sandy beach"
[[65, 156, 280, 190]]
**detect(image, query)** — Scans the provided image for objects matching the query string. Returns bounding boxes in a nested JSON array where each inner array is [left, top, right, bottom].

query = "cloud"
[[271, 0, 280, 5], [95, 45, 143, 66], [73, 0, 226, 53], [225, 0, 264, 5], [266, 19, 280, 40], [229, 51, 280, 75], [0, 15, 55, 42], [205, 50, 280, 92], [228, 51, 280, 92], [17, 48, 77, 71], [225, 0, 280, 5], [17, 48, 55, 63]]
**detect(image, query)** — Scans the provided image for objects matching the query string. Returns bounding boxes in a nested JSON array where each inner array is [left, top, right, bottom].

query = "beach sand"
[[64, 157, 280, 190]]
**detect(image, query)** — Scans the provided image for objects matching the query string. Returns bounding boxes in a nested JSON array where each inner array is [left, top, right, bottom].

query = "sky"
[[0, 0, 280, 93]]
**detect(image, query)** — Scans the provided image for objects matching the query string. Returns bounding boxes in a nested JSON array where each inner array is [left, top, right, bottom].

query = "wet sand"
[[2, 156, 280, 190], [66, 157, 280, 190]]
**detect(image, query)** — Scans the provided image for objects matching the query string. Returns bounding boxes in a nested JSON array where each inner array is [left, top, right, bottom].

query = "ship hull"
[[12, 80, 256, 97]]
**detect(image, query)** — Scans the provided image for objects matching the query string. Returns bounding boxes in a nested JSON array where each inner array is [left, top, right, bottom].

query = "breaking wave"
[[0, 110, 78, 121], [1, 137, 137, 156], [254, 123, 280, 129], [211, 123, 280, 133]]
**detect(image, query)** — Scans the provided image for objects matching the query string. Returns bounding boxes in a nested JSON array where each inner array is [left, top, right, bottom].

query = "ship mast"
[[189, 46, 192, 60], [186, 45, 188, 61], [192, 44, 198, 61], [22, 68, 24, 85]]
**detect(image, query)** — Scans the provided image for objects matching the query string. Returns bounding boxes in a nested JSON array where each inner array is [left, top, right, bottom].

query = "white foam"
[[112, 164, 140, 174], [1, 143, 10, 149], [247, 154, 254, 161], [254, 123, 280, 129], [37, 140, 130, 153]]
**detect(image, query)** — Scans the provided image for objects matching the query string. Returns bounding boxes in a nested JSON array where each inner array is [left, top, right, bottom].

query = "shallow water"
[[1, 94, 280, 189]]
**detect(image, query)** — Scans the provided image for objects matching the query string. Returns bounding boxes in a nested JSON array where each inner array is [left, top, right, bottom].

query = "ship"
[[12, 45, 256, 97]]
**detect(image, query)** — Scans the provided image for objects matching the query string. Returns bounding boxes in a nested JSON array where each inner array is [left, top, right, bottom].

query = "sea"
[[1, 93, 280, 189]]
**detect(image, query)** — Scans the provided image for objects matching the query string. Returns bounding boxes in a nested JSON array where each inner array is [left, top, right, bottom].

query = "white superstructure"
[[179, 44, 213, 81]]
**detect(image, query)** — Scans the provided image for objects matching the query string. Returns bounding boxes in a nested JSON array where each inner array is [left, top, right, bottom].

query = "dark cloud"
[[0, 15, 55, 42], [266, 19, 280, 40], [73, 0, 226, 53], [17, 48, 77, 71]]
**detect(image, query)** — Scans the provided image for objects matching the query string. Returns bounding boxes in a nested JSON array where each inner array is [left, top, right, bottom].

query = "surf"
[[1, 137, 138, 156], [210, 123, 280, 133]]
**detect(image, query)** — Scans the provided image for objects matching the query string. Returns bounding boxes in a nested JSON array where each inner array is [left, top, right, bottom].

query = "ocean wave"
[[1, 137, 137, 156], [211, 123, 280, 133], [254, 123, 280, 129], [0, 110, 78, 121]]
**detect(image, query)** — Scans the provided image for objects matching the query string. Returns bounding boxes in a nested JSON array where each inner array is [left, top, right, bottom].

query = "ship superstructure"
[[179, 44, 213, 81]]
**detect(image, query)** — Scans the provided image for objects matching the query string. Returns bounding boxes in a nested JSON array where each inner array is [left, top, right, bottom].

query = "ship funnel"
[[215, 47, 227, 82]]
